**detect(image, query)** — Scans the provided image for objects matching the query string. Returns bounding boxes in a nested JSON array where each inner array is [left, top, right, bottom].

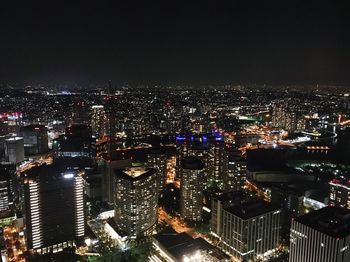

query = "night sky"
[[0, 1, 349, 85]]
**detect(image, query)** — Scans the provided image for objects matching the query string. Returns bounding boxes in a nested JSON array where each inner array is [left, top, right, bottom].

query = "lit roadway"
[[17, 152, 53, 175], [3, 225, 26, 262], [158, 208, 209, 240]]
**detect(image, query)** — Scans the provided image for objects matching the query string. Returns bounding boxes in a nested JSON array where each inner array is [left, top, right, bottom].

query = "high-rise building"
[[289, 206, 350, 262], [91, 105, 105, 138], [272, 102, 298, 132], [20, 125, 48, 155], [207, 138, 227, 188], [271, 185, 304, 224], [147, 147, 167, 192], [213, 195, 282, 261], [4, 137, 25, 164], [104, 81, 117, 156], [211, 191, 251, 238], [180, 156, 204, 222], [329, 179, 350, 209], [0, 163, 16, 213], [176, 134, 227, 189], [53, 125, 95, 158], [102, 157, 133, 204], [114, 166, 158, 240], [23, 165, 85, 252], [72, 100, 90, 125], [224, 149, 246, 191]]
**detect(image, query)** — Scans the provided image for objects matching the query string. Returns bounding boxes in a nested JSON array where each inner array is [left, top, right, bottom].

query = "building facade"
[[114, 166, 158, 240], [4, 137, 24, 164], [91, 105, 105, 138], [289, 206, 350, 262], [20, 125, 48, 155], [215, 198, 281, 261], [0, 163, 16, 213], [224, 150, 247, 191], [180, 156, 205, 222], [329, 179, 350, 209], [23, 166, 85, 252], [147, 147, 167, 192]]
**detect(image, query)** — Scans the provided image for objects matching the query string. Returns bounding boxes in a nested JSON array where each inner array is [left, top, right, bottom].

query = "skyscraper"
[[0, 163, 15, 213], [289, 206, 350, 262], [104, 81, 117, 156], [23, 165, 85, 252], [177, 134, 227, 189], [20, 125, 49, 155], [180, 156, 204, 222], [224, 149, 247, 191], [114, 166, 158, 240], [218, 198, 282, 261], [147, 147, 167, 192], [207, 138, 227, 189], [329, 179, 350, 209], [91, 105, 106, 138], [4, 137, 25, 164], [272, 102, 298, 132]]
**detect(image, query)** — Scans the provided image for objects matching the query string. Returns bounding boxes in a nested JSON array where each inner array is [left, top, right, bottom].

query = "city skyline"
[[1, 2, 350, 262]]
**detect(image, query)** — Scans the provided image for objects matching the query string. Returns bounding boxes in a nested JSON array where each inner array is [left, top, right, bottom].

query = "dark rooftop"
[[295, 206, 350, 239], [153, 227, 230, 261], [24, 164, 79, 181], [213, 190, 252, 203], [224, 199, 281, 220]]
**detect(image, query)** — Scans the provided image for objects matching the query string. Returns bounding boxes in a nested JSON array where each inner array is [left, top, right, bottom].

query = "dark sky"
[[0, 1, 349, 86]]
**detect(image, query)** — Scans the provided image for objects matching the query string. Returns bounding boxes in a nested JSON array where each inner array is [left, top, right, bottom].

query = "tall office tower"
[[224, 150, 247, 191], [53, 125, 95, 158], [104, 81, 117, 156], [0, 163, 15, 213], [20, 125, 48, 155], [213, 195, 281, 261], [177, 134, 227, 189], [180, 156, 205, 222], [23, 165, 85, 252], [147, 147, 167, 192], [272, 102, 298, 132], [329, 179, 350, 209], [211, 191, 251, 238], [114, 166, 158, 240], [91, 105, 106, 137], [101, 156, 133, 204], [4, 137, 25, 164], [289, 206, 350, 262], [163, 100, 173, 134], [285, 111, 298, 132], [207, 138, 227, 188], [272, 103, 284, 128], [72, 100, 90, 125]]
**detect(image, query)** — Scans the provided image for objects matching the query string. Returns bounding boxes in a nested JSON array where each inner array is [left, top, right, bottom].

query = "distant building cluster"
[[0, 85, 350, 261]]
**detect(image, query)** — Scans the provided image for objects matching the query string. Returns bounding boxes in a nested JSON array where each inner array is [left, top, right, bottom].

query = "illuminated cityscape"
[[0, 1, 350, 262]]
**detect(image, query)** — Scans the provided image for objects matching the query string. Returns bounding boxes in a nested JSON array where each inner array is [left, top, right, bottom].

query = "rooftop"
[[153, 227, 230, 261], [295, 206, 350, 238], [115, 166, 156, 181], [23, 164, 79, 182], [124, 166, 149, 178], [224, 199, 281, 220]]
